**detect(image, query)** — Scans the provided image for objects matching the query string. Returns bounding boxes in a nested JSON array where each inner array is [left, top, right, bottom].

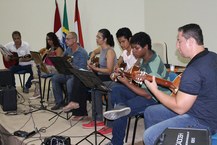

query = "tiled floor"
[[0, 86, 145, 145]]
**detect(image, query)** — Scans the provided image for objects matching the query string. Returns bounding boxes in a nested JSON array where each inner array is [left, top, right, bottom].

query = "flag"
[[53, 0, 62, 45], [62, 0, 69, 49], [74, 0, 84, 48]]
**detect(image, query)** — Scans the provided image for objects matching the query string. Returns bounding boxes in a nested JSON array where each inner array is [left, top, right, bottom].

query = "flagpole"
[[74, 0, 84, 48]]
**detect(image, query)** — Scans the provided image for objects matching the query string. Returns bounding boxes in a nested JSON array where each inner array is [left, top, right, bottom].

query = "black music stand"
[[49, 57, 111, 145], [24, 53, 68, 120], [24, 65, 65, 118]]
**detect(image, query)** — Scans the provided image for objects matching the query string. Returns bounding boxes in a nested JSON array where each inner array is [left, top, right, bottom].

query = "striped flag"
[[53, 0, 62, 45], [74, 0, 84, 47], [62, 0, 69, 49]]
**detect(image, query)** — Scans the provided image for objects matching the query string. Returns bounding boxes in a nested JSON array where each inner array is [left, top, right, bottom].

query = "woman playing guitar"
[[38, 32, 64, 73]]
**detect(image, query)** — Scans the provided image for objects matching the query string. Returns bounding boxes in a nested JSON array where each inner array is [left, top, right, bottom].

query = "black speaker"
[[0, 69, 14, 87], [155, 127, 211, 145], [0, 86, 17, 111]]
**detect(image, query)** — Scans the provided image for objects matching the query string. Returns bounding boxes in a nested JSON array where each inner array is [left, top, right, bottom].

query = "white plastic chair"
[[152, 42, 168, 64]]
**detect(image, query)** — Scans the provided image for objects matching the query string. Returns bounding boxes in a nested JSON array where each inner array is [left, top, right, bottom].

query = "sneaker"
[[82, 121, 104, 129], [103, 105, 131, 120], [23, 86, 29, 93], [51, 103, 64, 110], [98, 126, 112, 135]]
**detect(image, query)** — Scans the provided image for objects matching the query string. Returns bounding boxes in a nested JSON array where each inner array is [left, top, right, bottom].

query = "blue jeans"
[[110, 84, 158, 145], [51, 74, 74, 104], [143, 104, 211, 145], [10, 64, 33, 88], [91, 81, 115, 127]]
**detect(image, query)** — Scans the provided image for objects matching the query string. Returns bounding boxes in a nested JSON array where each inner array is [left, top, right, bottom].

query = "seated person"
[[2, 31, 33, 93], [31, 32, 64, 99], [143, 24, 217, 145], [103, 32, 170, 145], [63, 76, 89, 119], [51, 32, 88, 114], [32, 32, 63, 75], [114, 27, 137, 71], [94, 27, 137, 135], [40, 32, 64, 74], [81, 29, 117, 135]]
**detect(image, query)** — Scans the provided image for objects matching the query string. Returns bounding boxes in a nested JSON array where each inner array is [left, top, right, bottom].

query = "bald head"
[[67, 32, 78, 41]]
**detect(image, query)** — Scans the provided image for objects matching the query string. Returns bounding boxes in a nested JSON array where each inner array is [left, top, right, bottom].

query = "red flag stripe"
[[74, 0, 84, 48], [54, 0, 61, 33]]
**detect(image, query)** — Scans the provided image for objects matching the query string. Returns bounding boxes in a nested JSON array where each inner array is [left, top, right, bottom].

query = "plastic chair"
[[15, 70, 28, 92], [168, 71, 178, 82], [40, 73, 54, 100], [212, 133, 217, 145], [152, 42, 168, 64]]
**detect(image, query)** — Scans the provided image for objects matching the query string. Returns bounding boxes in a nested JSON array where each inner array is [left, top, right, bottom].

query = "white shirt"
[[121, 49, 137, 70], [5, 41, 33, 66]]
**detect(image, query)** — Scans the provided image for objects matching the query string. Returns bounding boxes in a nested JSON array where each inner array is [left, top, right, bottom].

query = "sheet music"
[[30, 51, 50, 74], [0, 44, 13, 56]]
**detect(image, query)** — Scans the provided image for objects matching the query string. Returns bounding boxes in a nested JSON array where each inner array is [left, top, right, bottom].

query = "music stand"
[[30, 51, 50, 74], [49, 57, 111, 145], [24, 52, 67, 120]]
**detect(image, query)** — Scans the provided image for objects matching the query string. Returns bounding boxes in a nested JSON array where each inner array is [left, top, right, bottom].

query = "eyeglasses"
[[66, 37, 74, 40]]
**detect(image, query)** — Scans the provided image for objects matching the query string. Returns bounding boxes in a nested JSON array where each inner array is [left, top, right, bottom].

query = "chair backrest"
[[152, 42, 168, 64], [168, 72, 178, 82]]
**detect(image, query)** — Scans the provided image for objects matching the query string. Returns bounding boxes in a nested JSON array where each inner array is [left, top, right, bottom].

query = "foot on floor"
[[98, 126, 112, 135], [62, 101, 80, 112], [82, 121, 104, 129]]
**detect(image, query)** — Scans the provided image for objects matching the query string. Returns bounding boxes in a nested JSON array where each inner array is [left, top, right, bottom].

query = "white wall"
[[144, 0, 217, 65], [1, 0, 217, 68], [0, 0, 145, 69]]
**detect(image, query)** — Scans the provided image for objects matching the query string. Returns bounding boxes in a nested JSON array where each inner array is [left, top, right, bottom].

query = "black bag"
[[42, 136, 71, 145]]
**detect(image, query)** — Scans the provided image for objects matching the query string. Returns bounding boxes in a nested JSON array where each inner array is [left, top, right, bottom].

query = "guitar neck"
[[145, 74, 176, 90]]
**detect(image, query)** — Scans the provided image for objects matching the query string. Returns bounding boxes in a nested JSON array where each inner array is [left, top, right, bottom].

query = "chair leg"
[[23, 73, 26, 90], [104, 95, 108, 124], [18, 73, 26, 92], [125, 117, 132, 143], [42, 78, 47, 99], [18, 74, 23, 88], [132, 115, 141, 145], [47, 79, 52, 101]]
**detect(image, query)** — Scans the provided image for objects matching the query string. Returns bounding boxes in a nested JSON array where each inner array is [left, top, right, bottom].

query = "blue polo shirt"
[[179, 48, 217, 134], [63, 46, 88, 70]]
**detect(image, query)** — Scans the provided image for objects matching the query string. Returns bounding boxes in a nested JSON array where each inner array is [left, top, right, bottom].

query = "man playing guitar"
[[2, 31, 33, 93]]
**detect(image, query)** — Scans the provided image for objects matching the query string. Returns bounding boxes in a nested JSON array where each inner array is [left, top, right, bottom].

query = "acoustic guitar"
[[112, 65, 140, 85], [90, 56, 99, 67], [132, 71, 181, 96], [2, 52, 31, 68], [119, 62, 127, 70]]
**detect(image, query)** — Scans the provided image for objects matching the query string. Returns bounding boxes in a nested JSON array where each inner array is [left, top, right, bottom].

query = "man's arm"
[[145, 76, 197, 114]]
